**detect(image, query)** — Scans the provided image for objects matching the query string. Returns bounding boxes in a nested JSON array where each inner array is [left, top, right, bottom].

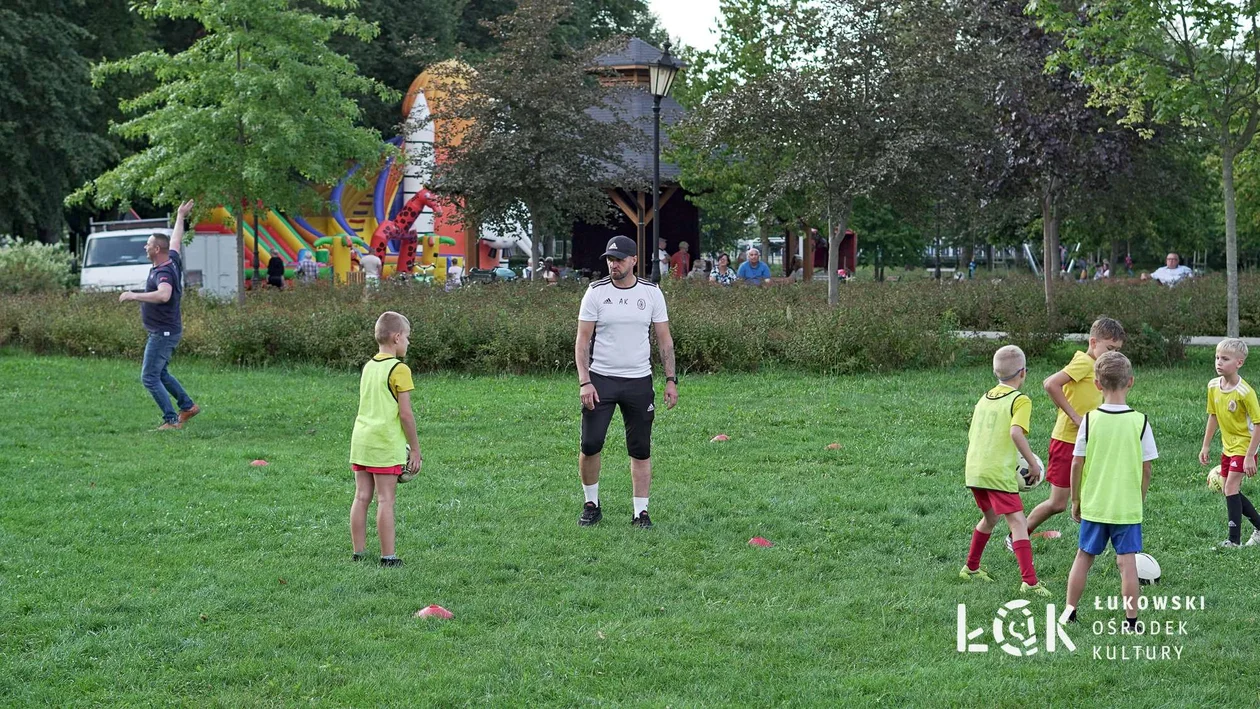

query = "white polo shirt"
[[578, 276, 669, 378]]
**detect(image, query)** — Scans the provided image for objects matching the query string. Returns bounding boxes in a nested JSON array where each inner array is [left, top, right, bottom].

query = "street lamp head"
[[649, 40, 682, 99]]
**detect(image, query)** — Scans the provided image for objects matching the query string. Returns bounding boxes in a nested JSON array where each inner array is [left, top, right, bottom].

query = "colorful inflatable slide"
[[193, 65, 520, 283]]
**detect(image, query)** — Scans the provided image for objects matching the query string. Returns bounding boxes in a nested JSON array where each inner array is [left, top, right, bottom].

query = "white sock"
[[633, 497, 649, 516], [583, 483, 599, 505]]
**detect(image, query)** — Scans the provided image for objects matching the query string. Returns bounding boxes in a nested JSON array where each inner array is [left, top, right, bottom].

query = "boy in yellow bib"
[[1198, 338, 1260, 547], [960, 345, 1050, 597], [1065, 352, 1157, 628], [1019, 317, 1125, 549], [349, 312, 423, 566]]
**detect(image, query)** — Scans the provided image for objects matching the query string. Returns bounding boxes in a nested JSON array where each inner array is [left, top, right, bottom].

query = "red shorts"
[[971, 488, 1025, 515], [1046, 438, 1076, 488], [351, 463, 403, 475], [1220, 454, 1255, 475]]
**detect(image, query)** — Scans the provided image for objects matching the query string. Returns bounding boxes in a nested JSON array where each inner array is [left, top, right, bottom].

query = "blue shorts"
[[1079, 520, 1143, 556]]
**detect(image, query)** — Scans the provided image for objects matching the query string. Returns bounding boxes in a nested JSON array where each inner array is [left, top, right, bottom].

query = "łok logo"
[[958, 601, 1076, 656]]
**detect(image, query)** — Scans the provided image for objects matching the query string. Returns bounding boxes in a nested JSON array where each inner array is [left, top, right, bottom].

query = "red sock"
[[966, 530, 991, 571], [1012, 539, 1037, 585]]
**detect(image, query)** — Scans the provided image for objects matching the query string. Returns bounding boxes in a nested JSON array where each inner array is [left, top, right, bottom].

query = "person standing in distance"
[[576, 235, 678, 528], [118, 199, 200, 430]]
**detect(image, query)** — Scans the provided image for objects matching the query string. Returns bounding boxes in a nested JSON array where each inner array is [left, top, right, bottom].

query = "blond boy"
[[1065, 352, 1157, 628], [961, 345, 1051, 597], [1199, 338, 1260, 547], [349, 312, 423, 566]]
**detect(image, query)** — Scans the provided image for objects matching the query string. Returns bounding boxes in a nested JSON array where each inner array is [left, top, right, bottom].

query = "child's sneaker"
[[631, 511, 653, 528], [1021, 581, 1052, 597], [959, 566, 993, 582], [352, 552, 368, 562], [380, 557, 403, 567], [1218, 540, 1241, 548], [1004, 534, 1014, 553], [1246, 530, 1260, 547]]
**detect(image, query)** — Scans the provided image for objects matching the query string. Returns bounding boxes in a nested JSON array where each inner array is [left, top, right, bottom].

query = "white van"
[[81, 217, 239, 298], [80, 218, 171, 291]]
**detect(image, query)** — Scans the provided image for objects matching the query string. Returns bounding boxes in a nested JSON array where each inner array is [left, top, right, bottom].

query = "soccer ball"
[[1207, 465, 1224, 493], [1135, 552, 1161, 585], [399, 444, 420, 483], [1018, 453, 1044, 491]]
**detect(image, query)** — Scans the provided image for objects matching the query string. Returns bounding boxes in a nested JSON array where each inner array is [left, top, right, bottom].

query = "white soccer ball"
[[1207, 465, 1224, 493], [1017, 453, 1044, 492], [399, 444, 420, 483], [1135, 552, 1161, 585]]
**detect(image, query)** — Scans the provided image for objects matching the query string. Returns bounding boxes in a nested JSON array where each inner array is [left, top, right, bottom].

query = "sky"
[[648, 0, 723, 53]]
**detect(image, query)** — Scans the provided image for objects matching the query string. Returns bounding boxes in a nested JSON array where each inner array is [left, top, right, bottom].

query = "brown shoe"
[[178, 404, 201, 424], [156, 422, 182, 430]]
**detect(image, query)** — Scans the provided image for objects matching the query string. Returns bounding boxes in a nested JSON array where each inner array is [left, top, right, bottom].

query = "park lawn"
[[2, 349, 1259, 707]]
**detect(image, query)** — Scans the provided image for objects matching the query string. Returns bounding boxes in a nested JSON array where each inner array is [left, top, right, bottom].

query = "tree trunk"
[[986, 244, 994, 272], [759, 221, 771, 268], [828, 202, 852, 305], [963, 244, 974, 279], [803, 227, 814, 282], [235, 207, 246, 306], [1041, 180, 1060, 317], [530, 211, 542, 281], [1223, 146, 1241, 337], [1110, 240, 1122, 278]]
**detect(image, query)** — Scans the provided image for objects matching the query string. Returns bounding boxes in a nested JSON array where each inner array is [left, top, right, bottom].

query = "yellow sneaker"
[[1021, 581, 1052, 597], [960, 566, 994, 582]]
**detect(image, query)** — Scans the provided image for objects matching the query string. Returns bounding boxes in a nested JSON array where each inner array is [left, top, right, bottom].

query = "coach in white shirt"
[[1149, 252, 1193, 286], [575, 235, 679, 529]]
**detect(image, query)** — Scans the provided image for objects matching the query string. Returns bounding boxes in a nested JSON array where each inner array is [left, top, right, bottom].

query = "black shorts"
[[580, 372, 655, 460]]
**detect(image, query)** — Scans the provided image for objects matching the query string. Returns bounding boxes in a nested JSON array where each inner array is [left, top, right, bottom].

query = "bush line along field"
[[2, 350, 1259, 706], [5, 274, 1255, 374]]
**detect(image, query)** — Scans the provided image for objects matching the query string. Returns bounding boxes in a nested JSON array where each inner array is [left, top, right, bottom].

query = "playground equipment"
[[192, 62, 527, 284]]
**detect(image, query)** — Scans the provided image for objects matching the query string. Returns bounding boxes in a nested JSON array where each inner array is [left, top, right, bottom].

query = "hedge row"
[[2, 274, 1250, 374]]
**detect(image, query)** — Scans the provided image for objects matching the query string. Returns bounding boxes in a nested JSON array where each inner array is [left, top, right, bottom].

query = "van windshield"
[[84, 235, 151, 268]]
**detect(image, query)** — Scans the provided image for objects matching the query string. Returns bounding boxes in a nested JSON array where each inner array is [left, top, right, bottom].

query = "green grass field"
[[3, 348, 1260, 706]]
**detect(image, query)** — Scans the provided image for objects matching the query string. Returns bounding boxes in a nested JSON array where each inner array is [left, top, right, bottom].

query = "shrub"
[[1, 273, 1234, 373], [0, 236, 75, 295]]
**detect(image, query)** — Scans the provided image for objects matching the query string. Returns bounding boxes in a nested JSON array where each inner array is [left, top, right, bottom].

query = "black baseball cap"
[[601, 235, 637, 260]]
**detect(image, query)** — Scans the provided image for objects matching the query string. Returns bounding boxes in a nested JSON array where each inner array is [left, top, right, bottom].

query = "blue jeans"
[[142, 331, 194, 424]]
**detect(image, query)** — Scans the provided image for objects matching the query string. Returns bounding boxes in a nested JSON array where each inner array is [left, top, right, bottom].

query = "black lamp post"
[[648, 41, 682, 281]]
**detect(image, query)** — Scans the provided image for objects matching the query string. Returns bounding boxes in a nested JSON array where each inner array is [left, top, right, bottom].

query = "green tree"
[[0, 1, 149, 242], [429, 0, 640, 280], [74, 0, 397, 303], [1032, 0, 1260, 335], [686, 0, 967, 304]]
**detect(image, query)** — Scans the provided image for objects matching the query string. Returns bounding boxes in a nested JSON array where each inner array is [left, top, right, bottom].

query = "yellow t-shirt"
[[377, 353, 415, 398], [1051, 350, 1101, 443], [1208, 376, 1260, 456]]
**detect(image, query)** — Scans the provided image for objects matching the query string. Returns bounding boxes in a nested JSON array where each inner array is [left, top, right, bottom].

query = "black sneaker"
[[379, 557, 403, 567], [579, 501, 602, 526], [352, 552, 368, 562], [631, 510, 653, 528]]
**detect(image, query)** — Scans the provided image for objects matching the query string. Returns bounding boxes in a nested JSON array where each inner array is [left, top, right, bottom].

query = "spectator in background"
[[361, 250, 382, 286], [446, 258, 464, 290], [267, 254, 285, 289], [1146, 252, 1193, 286], [670, 241, 692, 279], [710, 253, 737, 286], [543, 257, 560, 284], [737, 247, 773, 286], [655, 237, 669, 283], [686, 259, 707, 280], [297, 250, 319, 283], [1094, 260, 1111, 280]]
